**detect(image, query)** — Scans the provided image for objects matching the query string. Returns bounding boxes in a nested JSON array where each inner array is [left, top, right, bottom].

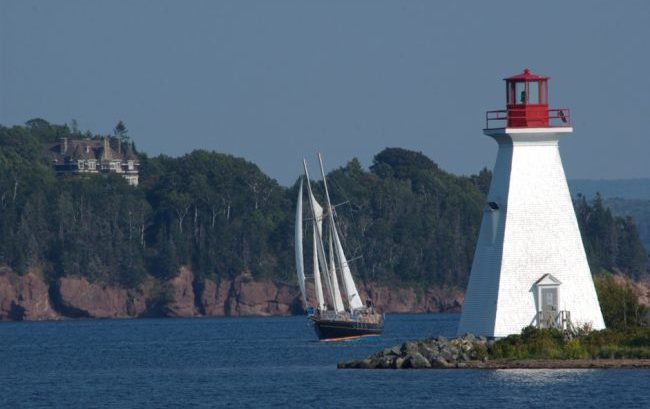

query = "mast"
[[328, 224, 345, 312], [303, 159, 343, 313], [310, 189, 336, 310], [294, 180, 307, 305], [317, 153, 364, 311], [312, 224, 325, 310]]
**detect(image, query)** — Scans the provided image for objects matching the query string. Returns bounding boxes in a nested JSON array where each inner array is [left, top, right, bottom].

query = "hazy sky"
[[1, 0, 648, 185]]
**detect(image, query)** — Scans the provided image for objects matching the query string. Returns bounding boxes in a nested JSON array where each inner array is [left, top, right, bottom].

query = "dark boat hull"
[[312, 318, 383, 341]]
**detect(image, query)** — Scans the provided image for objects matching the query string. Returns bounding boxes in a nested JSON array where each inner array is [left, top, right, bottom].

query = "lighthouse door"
[[540, 288, 558, 328]]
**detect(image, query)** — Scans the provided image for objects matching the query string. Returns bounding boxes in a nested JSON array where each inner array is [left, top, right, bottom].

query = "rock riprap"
[[338, 334, 490, 369]]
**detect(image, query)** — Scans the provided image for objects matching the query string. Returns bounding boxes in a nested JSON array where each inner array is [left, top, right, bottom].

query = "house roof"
[[45, 137, 138, 163], [534, 273, 562, 286], [71, 143, 97, 160], [504, 68, 549, 82]]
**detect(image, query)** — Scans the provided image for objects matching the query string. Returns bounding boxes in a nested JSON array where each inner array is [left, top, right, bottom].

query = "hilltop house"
[[44, 137, 140, 186]]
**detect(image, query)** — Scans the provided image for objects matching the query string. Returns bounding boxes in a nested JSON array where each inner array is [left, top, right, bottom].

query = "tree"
[[114, 120, 129, 144], [70, 119, 79, 135], [594, 275, 648, 329], [0, 121, 646, 293]]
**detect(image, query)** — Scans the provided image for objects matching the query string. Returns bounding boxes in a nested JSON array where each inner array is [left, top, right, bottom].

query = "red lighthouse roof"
[[484, 68, 571, 129], [504, 68, 549, 81]]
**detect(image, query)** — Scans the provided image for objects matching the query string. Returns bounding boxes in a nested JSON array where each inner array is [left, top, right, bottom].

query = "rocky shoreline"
[[338, 334, 490, 369], [337, 334, 650, 370], [461, 359, 650, 369], [0, 266, 463, 321]]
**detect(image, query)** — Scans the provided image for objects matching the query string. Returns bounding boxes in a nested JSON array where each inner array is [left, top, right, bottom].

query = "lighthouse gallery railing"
[[485, 108, 571, 129]]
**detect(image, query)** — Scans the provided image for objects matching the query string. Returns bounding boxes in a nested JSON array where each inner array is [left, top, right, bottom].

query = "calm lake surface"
[[1, 313, 649, 408]]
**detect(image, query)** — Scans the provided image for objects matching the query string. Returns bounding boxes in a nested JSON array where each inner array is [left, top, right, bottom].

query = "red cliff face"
[[0, 272, 18, 320], [53, 275, 153, 319], [17, 273, 59, 320], [0, 266, 465, 321], [194, 275, 462, 316], [225, 276, 302, 316], [359, 284, 464, 313], [198, 278, 231, 316], [56, 277, 123, 318], [164, 267, 197, 317], [0, 270, 58, 321]]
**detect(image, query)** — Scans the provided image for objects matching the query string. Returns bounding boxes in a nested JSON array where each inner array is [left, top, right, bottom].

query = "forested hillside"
[[0, 120, 647, 292], [602, 198, 650, 253], [569, 179, 650, 201], [568, 179, 650, 253]]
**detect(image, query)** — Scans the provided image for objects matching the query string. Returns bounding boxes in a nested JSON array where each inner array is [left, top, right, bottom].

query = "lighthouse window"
[[487, 201, 499, 210], [515, 82, 526, 104], [527, 81, 540, 104]]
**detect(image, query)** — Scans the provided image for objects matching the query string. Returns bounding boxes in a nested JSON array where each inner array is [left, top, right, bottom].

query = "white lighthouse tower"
[[457, 69, 605, 338]]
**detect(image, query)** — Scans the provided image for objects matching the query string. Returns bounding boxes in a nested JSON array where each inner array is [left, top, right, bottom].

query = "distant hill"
[[603, 198, 650, 252], [1, 120, 647, 294], [569, 179, 650, 200], [569, 179, 650, 251]]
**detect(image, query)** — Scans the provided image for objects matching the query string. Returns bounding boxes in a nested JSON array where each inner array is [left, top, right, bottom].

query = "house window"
[[77, 160, 84, 170], [88, 161, 96, 170], [128, 160, 134, 170]]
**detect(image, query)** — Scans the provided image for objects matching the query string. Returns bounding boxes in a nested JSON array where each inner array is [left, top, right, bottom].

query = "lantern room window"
[[527, 81, 540, 104], [507, 78, 547, 105]]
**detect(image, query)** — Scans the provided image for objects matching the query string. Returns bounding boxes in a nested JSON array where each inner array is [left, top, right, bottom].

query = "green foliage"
[[0, 121, 647, 292], [471, 341, 488, 361], [144, 149, 291, 281], [490, 326, 568, 360], [490, 326, 650, 360], [114, 120, 128, 142], [576, 194, 648, 279], [604, 197, 650, 252], [326, 149, 485, 287], [594, 275, 648, 329]]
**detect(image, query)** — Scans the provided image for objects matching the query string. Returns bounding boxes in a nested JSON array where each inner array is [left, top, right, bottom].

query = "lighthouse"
[[457, 69, 605, 338]]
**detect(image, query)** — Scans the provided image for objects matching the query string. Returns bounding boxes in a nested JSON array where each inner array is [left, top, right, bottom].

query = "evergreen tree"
[[0, 121, 646, 292]]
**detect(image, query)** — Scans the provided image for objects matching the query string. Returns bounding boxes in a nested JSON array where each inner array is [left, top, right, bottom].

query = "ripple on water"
[[1, 314, 649, 408]]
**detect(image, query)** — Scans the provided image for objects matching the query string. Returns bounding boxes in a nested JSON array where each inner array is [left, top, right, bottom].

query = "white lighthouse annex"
[[457, 69, 605, 338]]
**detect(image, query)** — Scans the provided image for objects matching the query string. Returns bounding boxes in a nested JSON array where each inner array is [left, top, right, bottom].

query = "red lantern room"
[[485, 68, 571, 129]]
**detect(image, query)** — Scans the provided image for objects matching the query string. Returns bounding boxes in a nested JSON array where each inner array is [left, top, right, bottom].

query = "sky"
[[1, 0, 649, 186]]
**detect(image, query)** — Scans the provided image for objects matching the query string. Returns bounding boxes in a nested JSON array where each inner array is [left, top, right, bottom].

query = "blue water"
[[1, 314, 649, 408]]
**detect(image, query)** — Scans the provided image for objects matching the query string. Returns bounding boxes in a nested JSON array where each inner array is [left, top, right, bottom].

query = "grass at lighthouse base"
[[337, 326, 650, 370]]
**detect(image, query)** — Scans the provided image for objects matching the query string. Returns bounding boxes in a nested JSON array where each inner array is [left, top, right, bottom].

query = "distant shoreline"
[[464, 359, 650, 369], [339, 358, 650, 370]]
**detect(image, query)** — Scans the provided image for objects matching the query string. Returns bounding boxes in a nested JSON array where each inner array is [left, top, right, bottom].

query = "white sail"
[[312, 223, 325, 310], [310, 190, 330, 310], [303, 160, 343, 313], [294, 181, 307, 304], [317, 153, 363, 311], [333, 225, 363, 310], [328, 226, 345, 312]]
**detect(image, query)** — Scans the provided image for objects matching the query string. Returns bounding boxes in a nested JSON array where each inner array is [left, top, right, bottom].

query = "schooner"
[[295, 154, 384, 341]]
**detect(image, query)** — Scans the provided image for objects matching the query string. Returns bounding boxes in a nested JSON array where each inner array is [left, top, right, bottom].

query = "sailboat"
[[295, 153, 384, 341]]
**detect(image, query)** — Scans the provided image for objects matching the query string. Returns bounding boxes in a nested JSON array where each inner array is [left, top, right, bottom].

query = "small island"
[[339, 277, 650, 370], [338, 327, 650, 369]]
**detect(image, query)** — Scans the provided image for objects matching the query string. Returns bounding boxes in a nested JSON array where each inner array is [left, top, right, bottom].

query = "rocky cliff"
[[8, 266, 647, 323], [0, 265, 464, 321], [0, 267, 57, 320]]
